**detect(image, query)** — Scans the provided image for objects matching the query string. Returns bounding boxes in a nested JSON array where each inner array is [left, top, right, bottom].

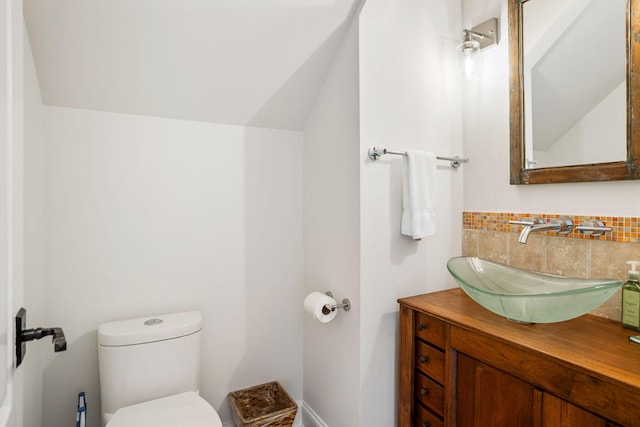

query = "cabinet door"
[[457, 354, 536, 427], [541, 392, 620, 427]]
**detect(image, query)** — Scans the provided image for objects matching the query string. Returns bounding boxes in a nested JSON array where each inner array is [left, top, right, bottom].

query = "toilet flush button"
[[144, 318, 163, 326]]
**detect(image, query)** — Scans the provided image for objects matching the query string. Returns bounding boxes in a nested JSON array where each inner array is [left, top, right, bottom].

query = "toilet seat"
[[106, 391, 222, 427]]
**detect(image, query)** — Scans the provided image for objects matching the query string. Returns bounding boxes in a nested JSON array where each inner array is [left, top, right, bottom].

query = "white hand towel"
[[401, 150, 437, 240]]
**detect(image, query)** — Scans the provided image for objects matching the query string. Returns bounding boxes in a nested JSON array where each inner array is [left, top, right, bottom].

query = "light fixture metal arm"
[[463, 28, 486, 40]]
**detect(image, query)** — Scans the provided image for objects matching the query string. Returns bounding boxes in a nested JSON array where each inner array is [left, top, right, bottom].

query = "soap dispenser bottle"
[[622, 260, 640, 331]]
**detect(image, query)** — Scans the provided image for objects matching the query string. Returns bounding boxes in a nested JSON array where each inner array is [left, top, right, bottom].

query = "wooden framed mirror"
[[509, 0, 640, 184]]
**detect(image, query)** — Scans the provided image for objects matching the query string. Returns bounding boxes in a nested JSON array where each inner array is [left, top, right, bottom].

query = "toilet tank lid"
[[98, 311, 202, 347]]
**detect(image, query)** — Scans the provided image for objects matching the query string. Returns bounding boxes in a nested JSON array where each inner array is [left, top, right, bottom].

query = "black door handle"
[[15, 307, 66, 367]]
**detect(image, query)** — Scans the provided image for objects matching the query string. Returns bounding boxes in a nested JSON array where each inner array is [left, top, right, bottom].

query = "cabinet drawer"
[[415, 312, 445, 348], [415, 340, 445, 384], [415, 403, 444, 427], [415, 372, 445, 417]]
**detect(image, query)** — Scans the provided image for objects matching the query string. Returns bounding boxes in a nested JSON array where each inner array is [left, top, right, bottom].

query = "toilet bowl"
[[107, 392, 221, 427], [98, 311, 222, 426]]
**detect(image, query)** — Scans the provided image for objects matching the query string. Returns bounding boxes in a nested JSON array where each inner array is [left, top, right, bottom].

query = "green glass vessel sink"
[[446, 256, 622, 323]]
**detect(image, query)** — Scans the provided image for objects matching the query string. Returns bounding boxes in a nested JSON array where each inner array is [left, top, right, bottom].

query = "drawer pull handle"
[[420, 387, 429, 396], [417, 323, 427, 331], [420, 355, 429, 363], [422, 423, 430, 427]]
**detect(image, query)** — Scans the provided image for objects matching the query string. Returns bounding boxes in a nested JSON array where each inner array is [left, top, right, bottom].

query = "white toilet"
[[98, 311, 222, 427]]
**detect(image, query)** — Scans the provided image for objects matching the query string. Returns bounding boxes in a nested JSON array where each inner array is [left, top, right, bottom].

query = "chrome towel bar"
[[367, 146, 469, 168]]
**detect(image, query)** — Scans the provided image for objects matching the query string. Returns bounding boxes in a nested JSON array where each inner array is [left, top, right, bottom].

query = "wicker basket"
[[228, 381, 297, 427]]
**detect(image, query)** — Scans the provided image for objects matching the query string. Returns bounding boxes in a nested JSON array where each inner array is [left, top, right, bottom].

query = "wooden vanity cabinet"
[[456, 353, 537, 426], [398, 289, 640, 427], [540, 393, 618, 427], [455, 354, 616, 427]]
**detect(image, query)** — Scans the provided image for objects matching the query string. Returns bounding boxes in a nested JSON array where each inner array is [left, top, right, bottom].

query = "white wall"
[[41, 107, 303, 427], [303, 0, 462, 425], [358, 0, 462, 425], [303, 13, 362, 427], [23, 25, 46, 427], [463, 0, 640, 216], [24, 2, 463, 427]]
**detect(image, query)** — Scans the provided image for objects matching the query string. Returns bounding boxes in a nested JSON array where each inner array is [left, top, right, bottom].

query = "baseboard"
[[300, 401, 329, 427], [222, 400, 319, 427]]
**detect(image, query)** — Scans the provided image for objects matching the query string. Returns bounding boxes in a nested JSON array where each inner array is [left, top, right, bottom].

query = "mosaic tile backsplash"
[[462, 211, 640, 321], [463, 211, 640, 242]]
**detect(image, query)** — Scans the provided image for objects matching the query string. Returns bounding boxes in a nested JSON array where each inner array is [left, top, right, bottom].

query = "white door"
[[0, 1, 23, 426], [0, 0, 11, 423]]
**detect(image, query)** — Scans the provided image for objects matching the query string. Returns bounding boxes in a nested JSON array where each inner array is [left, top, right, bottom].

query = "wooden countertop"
[[398, 288, 640, 393]]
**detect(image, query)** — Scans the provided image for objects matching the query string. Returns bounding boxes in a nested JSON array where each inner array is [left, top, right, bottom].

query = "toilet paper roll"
[[304, 292, 338, 323]]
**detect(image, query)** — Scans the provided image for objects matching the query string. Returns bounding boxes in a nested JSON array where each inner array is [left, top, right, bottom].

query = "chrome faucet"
[[509, 217, 573, 244]]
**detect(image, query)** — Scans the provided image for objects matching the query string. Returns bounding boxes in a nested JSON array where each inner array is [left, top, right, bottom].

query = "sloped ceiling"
[[23, 0, 358, 130]]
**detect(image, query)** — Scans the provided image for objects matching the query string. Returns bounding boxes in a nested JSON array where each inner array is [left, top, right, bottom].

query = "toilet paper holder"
[[324, 292, 351, 313]]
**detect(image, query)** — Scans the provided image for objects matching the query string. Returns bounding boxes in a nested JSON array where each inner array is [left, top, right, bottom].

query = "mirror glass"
[[509, 0, 640, 184], [523, 0, 627, 169]]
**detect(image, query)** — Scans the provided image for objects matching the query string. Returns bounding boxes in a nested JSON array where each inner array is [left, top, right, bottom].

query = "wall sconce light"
[[458, 18, 499, 80]]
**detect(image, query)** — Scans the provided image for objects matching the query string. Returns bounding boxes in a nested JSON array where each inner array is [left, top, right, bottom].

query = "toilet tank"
[[98, 311, 203, 423]]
